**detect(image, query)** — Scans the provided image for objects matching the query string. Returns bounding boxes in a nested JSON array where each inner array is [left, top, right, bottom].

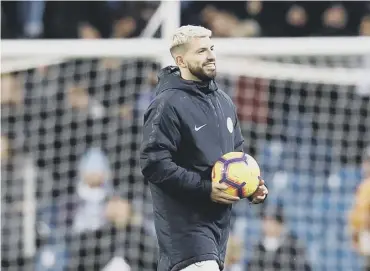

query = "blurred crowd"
[[1, 60, 160, 271], [1, 1, 370, 271], [2, 1, 370, 39], [182, 1, 370, 37]]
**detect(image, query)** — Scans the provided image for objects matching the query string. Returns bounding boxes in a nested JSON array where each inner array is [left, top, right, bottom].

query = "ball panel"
[[245, 154, 261, 176], [226, 162, 249, 184], [241, 177, 259, 197], [212, 161, 224, 182], [223, 157, 247, 167]]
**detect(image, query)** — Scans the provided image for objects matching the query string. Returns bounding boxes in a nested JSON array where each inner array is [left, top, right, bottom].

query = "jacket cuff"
[[202, 179, 213, 197]]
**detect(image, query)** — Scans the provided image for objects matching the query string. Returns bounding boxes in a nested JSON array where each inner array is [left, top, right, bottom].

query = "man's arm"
[[140, 98, 212, 198]]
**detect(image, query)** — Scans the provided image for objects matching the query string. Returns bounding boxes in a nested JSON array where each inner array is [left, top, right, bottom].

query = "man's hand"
[[211, 182, 240, 204], [249, 178, 268, 204]]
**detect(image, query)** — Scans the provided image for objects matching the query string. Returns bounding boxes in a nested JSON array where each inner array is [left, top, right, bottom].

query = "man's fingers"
[[248, 183, 268, 204], [215, 182, 229, 190], [217, 191, 240, 201], [251, 193, 267, 203], [258, 178, 265, 186], [255, 185, 268, 196], [212, 190, 240, 204], [255, 194, 266, 200]]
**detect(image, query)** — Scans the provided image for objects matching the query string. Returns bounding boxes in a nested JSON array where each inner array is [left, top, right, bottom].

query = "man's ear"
[[175, 55, 187, 68]]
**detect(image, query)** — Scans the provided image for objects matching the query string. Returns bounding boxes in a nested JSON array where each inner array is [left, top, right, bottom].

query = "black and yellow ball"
[[212, 152, 261, 198]]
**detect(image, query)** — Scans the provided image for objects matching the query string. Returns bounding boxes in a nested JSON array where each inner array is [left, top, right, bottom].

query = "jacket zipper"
[[206, 94, 223, 153]]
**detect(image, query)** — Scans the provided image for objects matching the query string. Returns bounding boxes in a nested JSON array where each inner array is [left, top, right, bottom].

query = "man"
[[349, 146, 370, 271], [140, 25, 268, 271]]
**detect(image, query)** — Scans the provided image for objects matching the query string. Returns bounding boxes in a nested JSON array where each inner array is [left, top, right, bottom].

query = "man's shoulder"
[[145, 89, 184, 117], [150, 88, 188, 109]]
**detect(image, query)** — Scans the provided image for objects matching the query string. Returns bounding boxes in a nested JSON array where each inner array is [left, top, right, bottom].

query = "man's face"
[[182, 37, 216, 81]]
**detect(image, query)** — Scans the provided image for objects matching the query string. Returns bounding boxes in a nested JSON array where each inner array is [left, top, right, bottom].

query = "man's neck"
[[180, 69, 201, 82], [181, 74, 201, 82]]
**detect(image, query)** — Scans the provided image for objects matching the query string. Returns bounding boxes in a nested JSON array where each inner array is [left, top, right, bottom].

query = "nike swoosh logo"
[[195, 124, 207, 131]]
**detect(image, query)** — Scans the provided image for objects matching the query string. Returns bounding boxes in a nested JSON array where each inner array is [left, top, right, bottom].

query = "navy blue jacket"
[[140, 66, 244, 271]]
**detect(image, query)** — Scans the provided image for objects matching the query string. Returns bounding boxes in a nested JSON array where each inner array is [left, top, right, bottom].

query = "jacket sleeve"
[[140, 98, 212, 198]]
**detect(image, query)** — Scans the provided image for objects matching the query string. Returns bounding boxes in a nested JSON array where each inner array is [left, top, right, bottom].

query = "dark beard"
[[188, 63, 216, 82]]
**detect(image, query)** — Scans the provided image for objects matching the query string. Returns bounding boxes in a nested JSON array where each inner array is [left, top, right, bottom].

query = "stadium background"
[[1, 1, 370, 271]]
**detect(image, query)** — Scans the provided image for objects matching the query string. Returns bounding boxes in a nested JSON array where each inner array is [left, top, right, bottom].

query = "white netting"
[[1, 56, 159, 271], [1, 38, 370, 271]]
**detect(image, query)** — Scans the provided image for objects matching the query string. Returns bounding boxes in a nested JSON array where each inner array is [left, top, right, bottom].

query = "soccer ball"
[[211, 152, 261, 198]]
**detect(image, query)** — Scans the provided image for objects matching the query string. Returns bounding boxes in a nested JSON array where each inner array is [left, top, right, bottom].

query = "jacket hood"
[[155, 66, 218, 96]]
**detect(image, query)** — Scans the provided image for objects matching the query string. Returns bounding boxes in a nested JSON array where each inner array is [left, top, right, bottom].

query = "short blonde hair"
[[170, 25, 212, 56]]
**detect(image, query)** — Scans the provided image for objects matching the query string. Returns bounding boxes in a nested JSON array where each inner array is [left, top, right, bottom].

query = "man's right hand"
[[211, 182, 240, 204]]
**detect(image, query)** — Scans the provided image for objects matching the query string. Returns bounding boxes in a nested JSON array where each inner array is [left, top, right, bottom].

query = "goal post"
[[2, 37, 370, 84], [1, 37, 370, 271], [3, 37, 370, 57]]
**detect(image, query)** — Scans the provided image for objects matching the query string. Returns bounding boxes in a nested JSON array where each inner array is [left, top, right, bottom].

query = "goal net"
[[1, 37, 370, 271]]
